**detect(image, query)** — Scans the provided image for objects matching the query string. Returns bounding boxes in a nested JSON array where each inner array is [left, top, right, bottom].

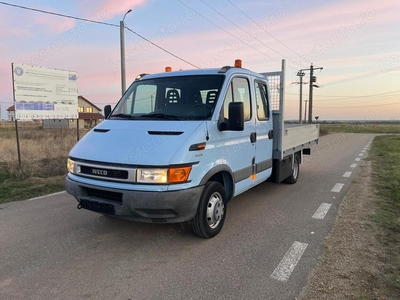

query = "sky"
[[0, 0, 399, 121]]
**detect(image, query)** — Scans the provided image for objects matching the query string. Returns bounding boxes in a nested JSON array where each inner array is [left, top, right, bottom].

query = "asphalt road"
[[0, 133, 375, 300]]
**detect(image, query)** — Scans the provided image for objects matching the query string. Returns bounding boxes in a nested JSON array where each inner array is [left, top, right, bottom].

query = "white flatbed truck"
[[66, 59, 319, 238]]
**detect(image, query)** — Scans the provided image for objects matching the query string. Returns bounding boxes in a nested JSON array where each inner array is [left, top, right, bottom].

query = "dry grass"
[[0, 128, 79, 163], [0, 123, 87, 203]]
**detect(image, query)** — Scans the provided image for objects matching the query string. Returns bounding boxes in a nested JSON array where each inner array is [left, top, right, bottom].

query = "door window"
[[223, 77, 252, 121], [255, 81, 270, 120]]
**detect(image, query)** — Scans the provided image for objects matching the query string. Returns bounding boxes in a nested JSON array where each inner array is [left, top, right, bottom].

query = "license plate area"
[[80, 199, 115, 215]]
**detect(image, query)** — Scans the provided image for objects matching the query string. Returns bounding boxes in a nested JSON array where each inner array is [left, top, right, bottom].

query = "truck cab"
[[66, 60, 319, 238]]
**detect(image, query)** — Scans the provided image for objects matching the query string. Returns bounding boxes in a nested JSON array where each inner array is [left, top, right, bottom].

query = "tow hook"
[[77, 203, 82, 209]]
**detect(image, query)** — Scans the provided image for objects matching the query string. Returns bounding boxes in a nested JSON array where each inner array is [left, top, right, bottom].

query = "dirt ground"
[[298, 160, 399, 299]]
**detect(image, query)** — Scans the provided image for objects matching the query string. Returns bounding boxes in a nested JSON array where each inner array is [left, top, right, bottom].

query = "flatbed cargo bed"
[[281, 123, 319, 157]]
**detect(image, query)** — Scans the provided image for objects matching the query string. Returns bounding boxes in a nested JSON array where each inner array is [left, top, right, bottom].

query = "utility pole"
[[308, 64, 314, 124], [296, 71, 305, 123], [120, 9, 132, 96], [299, 74, 303, 124], [308, 63, 323, 123], [304, 100, 308, 121], [298, 64, 323, 124]]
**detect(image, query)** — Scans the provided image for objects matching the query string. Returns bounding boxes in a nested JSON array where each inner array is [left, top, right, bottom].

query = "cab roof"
[[136, 66, 266, 81]]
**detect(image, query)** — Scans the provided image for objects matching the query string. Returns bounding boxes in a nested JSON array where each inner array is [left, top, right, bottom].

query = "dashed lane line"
[[312, 203, 332, 220], [350, 164, 357, 168], [343, 171, 352, 177], [331, 183, 344, 193], [270, 241, 308, 282], [355, 158, 361, 161]]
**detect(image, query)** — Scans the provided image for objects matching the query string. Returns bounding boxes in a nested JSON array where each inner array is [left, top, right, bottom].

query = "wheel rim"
[[293, 159, 299, 179], [206, 191, 225, 229]]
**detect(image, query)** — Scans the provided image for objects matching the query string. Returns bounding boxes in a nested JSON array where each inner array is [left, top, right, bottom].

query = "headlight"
[[137, 166, 192, 184], [67, 158, 75, 173], [137, 168, 168, 183]]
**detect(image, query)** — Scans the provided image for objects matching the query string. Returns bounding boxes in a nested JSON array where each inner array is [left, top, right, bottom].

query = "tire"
[[192, 181, 227, 238], [284, 155, 300, 184]]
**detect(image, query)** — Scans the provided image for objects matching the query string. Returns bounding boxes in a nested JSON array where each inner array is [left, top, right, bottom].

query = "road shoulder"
[[299, 160, 397, 299]]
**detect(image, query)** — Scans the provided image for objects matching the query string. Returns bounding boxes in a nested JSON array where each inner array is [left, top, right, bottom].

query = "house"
[[71, 95, 104, 129], [43, 95, 104, 129], [6, 105, 15, 122]]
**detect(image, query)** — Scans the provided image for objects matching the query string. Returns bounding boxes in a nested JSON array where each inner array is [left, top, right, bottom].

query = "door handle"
[[250, 132, 257, 143], [268, 130, 273, 139]]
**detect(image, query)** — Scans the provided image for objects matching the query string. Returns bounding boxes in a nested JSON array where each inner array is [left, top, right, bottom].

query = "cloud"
[[0, 10, 33, 39], [0, 28, 33, 39], [32, 14, 76, 34], [0, 5, 76, 38], [81, 0, 149, 20]]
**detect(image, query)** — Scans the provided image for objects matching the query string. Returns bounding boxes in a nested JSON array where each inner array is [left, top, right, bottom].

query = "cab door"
[[253, 79, 273, 183], [218, 76, 256, 196]]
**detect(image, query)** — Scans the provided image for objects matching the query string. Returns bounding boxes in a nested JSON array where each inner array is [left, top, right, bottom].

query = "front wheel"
[[284, 155, 300, 184], [192, 182, 227, 238]]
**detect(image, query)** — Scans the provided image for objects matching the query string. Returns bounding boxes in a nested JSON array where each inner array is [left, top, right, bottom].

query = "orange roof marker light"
[[165, 66, 172, 72], [234, 59, 242, 68]]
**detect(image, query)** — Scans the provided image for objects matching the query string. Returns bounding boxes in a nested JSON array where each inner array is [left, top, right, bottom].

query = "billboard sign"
[[12, 63, 78, 120]]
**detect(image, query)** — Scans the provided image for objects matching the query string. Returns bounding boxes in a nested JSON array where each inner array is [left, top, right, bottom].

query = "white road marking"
[[358, 153, 363, 156], [343, 171, 352, 178], [331, 183, 344, 193], [312, 203, 332, 220], [270, 241, 308, 282], [361, 150, 366, 153], [350, 164, 357, 168], [355, 158, 361, 161], [27, 191, 66, 201]]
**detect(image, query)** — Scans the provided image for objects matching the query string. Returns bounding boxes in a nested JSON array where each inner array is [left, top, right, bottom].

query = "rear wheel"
[[192, 181, 226, 238], [284, 155, 299, 184]]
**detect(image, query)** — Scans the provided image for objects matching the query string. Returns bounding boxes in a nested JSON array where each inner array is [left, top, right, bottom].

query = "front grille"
[[86, 188, 123, 203], [80, 166, 128, 179]]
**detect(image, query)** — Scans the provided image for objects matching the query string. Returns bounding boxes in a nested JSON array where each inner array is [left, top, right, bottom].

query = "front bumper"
[[65, 176, 203, 223]]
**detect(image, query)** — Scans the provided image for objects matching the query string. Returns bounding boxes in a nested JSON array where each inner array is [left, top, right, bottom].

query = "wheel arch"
[[199, 165, 235, 202]]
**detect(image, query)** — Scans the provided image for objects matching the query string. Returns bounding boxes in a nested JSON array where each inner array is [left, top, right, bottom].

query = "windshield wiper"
[[110, 113, 135, 119], [140, 113, 179, 120]]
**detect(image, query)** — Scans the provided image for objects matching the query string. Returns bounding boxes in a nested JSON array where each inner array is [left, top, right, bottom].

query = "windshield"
[[110, 75, 225, 121]]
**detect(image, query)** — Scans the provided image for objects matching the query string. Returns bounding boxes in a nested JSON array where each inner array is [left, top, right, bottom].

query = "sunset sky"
[[1, 0, 399, 121]]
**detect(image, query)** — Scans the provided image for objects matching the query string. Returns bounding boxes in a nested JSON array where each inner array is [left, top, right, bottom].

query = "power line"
[[287, 90, 400, 99], [316, 96, 399, 105], [286, 95, 399, 104], [0, 1, 118, 27], [314, 102, 400, 109], [199, 0, 292, 64], [124, 26, 200, 69], [318, 95, 399, 103], [321, 67, 400, 87], [227, 0, 307, 63], [177, 0, 279, 63], [0, 1, 200, 69]]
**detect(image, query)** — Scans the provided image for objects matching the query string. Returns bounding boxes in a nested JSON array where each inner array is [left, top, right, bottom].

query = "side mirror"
[[228, 102, 244, 131], [218, 102, 244, 131], [104, 105, 112, 119]]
